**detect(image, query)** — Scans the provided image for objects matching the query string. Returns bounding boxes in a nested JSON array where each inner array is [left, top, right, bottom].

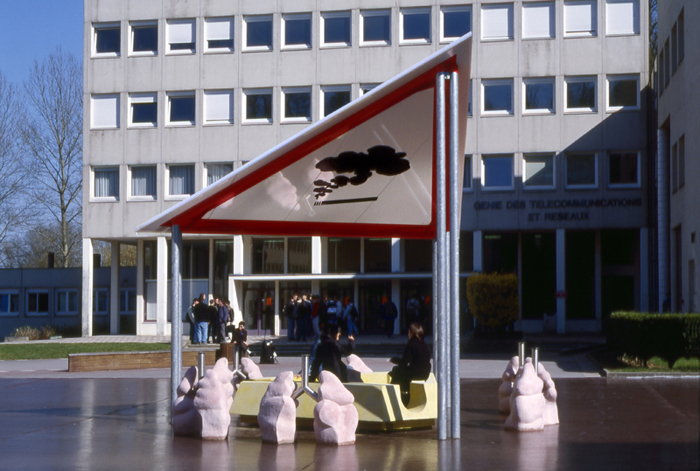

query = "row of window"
[[463, 151, 641, 191], [671, 134, 685, 194], [91, 0, 640, 59], [658, 7, 684, 96], [0, 289, 136, 317]]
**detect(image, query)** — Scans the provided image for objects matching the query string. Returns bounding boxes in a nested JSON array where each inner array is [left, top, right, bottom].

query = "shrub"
[[13, 326, 41, 340], [466, 273, 519, 329]]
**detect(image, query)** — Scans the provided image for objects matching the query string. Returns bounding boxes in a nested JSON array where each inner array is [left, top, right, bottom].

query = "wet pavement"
[[0, 375, 697, 470]]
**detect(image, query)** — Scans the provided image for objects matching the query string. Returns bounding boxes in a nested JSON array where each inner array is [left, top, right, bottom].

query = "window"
[[328, 238, 361, 273], [663, 39, 670, 86], [206, 163, 233, 186], [671, 23, 678, 74], [468, 79, 473, 115], [244, 15, 273, 51], [522, 2, 555, 39], [463, 154, 472, 190], [441, 6, 471, 42], [93, 166, 120, 200], [131, 21, 158, 55], [93, 23, 120, 57], [288, 237, 312, 274], [322, 86, 351, 117], [282, 87, 312, 122], [523, 78, 555, 113], [481, 4, 514, 41], [658, 49, 665, 95], [360, 84, 380, 96], [91, 94, 120, 129], [252, 238, 285, 274], [671, 142, 678, 193], [400, 8, 431, 44], [565, 76, 597, 112], [55, 289, 78, 316], [93, 289, 108, 315], [204, 17, 234, 52], [120, 289, 136, 314], [482, 79, 513, 115], [566, 153, 597, 188], [606, 0, 639, 36], [606, 75, 639, 111], [129, 93, 157, 127], [482, 154, 514, 190], [244, 88, 273, 123], [282, 13, 312, 49], [0, 291, 19, 316], [678, 9, 684, 63], [564, 0, 597, 37], [321, 11, 351, 47], [679, 135, 685, 189], [608, 152, 640, 188], [203, 90, 233, 125], [361, 10, 391, 46], [129, 165, 157, 200], [167, 92, 195, 125], [524, 153, 555, 189], [168, 164, 195, 198], [167, 19, 195, 54], [26, 290, 49, 316]]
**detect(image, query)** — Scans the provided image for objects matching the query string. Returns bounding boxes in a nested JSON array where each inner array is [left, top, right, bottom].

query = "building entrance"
[[241, 282, 275, 335], [521, 232, 556, 320], [359, 280, 391, 334]]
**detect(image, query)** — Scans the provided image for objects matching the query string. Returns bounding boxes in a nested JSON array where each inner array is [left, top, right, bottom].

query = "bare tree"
[[21, 49, 82, 268], [0, 222, 81, 268]]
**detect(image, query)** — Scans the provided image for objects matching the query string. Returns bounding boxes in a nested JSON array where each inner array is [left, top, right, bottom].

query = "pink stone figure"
[[172, 366, 202, 437], [257, 371, 298, 444], [233, 357, 264, 392], [537, 363, 559, 426], [194, 357, 234, 440], [505, 358, 545, 432], [498, 356, 520, 413], [313, 371, 359, 446], [345, 354, 373, 373]]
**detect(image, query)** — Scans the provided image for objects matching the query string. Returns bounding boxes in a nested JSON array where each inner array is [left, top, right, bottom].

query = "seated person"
[[234, 321, 249, 358], [309, 324, 347, 383], [389, 323, 432, 406]]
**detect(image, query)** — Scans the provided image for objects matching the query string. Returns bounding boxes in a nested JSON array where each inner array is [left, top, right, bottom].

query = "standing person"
[[309, 324, 347, 383], [406, 295, 421, 325], [311, 295, 322, 340], [342, 296, 359, 353], [325, 295, 340, 326], [217, 298, 229, 343], [297, 293, 311, 341], [185, 298, 198, 344], [380, 296, 398, 338], [234, 321, 249, 359], [207, 299, 218, 343], [285, 294, 298, 341], [224, 299, 235, 342], [389, 323, 432, 406], [192, 293, 210, 345]]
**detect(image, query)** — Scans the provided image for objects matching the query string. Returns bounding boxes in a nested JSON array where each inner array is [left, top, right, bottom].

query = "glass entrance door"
[[241, 282, 275, 335]]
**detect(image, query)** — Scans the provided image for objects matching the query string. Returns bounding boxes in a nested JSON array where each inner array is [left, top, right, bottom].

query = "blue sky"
[[0, 1, 84, 85]]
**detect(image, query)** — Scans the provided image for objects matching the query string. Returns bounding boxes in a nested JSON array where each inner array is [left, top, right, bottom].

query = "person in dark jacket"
[[192, 293, 210, 344], [309, 324, 347, 382], [389, 323, 432, 406], [185, 298, 198, 343], [216, 298, 229, 343]]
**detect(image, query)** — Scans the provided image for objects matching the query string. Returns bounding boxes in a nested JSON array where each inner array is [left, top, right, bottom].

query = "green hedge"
[[607, 311, 700, 366], [466, 273, 519, 329]]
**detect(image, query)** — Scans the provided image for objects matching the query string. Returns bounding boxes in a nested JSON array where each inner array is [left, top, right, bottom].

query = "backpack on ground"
[[259, 340, 277, 364]]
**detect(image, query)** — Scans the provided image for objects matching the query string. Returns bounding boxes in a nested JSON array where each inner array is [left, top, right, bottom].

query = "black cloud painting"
[[313, 145, 410, 199]]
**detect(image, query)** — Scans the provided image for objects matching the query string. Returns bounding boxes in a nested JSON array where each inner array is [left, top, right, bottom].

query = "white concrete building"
[[81, 0, 649, 337]]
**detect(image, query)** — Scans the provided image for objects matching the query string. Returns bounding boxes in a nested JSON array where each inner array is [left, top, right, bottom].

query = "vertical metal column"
[[449, 70, 461, 439], [432, 238, 439, 378], [171, 225, 183, 411], [436, 72, 448, 440]]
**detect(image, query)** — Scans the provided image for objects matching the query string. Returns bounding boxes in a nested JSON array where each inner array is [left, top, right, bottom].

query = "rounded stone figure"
[[345, 354, 373, 373], [257, 371, 298, 444], [498, 356, 520, 413], [537, 363, 559, 426], [505, 358, 545, 432], [233, 357, 264, 392], [313, 371, 359, 446], [172, 366, 202, 437], [194, 358, 234, 440]]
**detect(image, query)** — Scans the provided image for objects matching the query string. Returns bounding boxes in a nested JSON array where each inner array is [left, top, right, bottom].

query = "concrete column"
[[640, 227, 649, 312], [110, 242, 120, 334], [391, 238, 402, 272], [312, 236, 322, 274], [556, 229, 566, 334], [81, 238, 94, 337], [230, 235, 245, 325], [156, 236, 168, 337], [473, 230, 483, 272], [233, 235, 244, 275], [136, 240, 144, 336], [657, 128, 669, 312], [595, 230, 602, 327]]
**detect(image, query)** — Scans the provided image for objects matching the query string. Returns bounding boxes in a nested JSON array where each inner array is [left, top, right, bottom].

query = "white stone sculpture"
[[504, 358, 545, 432], [194, 357, 234, 440], [313, 371, 359, 446], [233, 357, 264, 392], [498, 355, 520, 413], [537, 363, 559, 426], [172, 366, 202, 437], [257, 371, 298, 444], [345, 354, 373, 373]]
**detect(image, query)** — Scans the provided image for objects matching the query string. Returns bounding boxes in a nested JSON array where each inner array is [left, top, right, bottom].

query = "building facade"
[[81, 0, 649, 337]]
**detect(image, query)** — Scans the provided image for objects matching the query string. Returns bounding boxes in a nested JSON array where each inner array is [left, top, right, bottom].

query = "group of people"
[[285, 293, 359, 347], [186, 294, 248, 355]]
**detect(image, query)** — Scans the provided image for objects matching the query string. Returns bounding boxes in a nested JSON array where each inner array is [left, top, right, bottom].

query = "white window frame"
[[605, 0, 640, 36], [203, 89, 234, 126], [243, 15, 273, 52], [281, 87, 312, 123], [204, 17, 234, 53], [0, 290, 20, 317], [400, 7, 431, 45], [606, 74, 639, 112], [90, 94, 120, 130], [564, 76, 597, 113], [120, 289, 136, 315], [166, 18, 196, 55], [522, 2, 555, 40], [564, 0, 597, 38], [128, 93, 158, 128], [481, 154, 514, 191], [282, 13, 312, 50], [608, 151, 641, 189], [481, 79, 514, 116], [92, 22, 121, 58], [127, 165, 158, 202], [130, 21, 158, 56], [243, 88, 273, 124], [481, 3, 514, 41], [523, 153, 556, 190], [205, 162, 234, 187], [166, 164, 195, 200], [565, 152, 598, 189], [166, 91, 196, 127], [440, 6, 472, 43], [522, 77, 555, 114], [92, 289, 109, 316], [320, 11, 352, 48], [360, 9, 392, 47], [56, 289, 79, 316], [92, 166, 120, 202], [26, 290, 49, 317], [321, 85, 352, 117]]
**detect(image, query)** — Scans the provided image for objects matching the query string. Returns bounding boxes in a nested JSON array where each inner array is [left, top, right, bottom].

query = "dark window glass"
[[246, 93, 272, 120], [444, 10, 471, 38], [182, 241, 209, 279], [247, 19, 272, 47], [566, 154, 596, 186], [96, 27, 120, 54], [405, 239, 432, 272], [132, 102, 157, 124], [252, 238, 284, 274], [133, 25, 158, 53], [285, 92, 311, 119], [324, 90, 350, 116], [288, 237, 312, 274], [567, 81, 595, 109], [524, 154, 554, 187], [363, 12, 391, 42], [285, 17, 311, 46], [525, 82, 554, 110], [364, 239, 391, 273], [609, 153, 638, 185], [608, 79, 637, 107], [463, 155, 472, 189], [483, 233, 518, 273], [483, 156, 513, 188], [170, 42, 195, 50], [484, 83, 512, 112], [208, 39, 233, 49], [328, 238, 361, 273], [324, 15, 351, 44], [403, 12, 430, 40], [170, 96, 195, 123]]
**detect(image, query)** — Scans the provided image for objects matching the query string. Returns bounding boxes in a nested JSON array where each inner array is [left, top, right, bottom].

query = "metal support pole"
[[170, 225, 183, 410], [532, 347, 539, 374], [445, 229, 451, 435], [432, 238, 439, 378], [518, 342, 526, 368], [198, 352, 206, 380], [292, 355, 319, 402], [436, 71, 448, 440], [449, 70, 461, 439], [234, 345, 240, 370]]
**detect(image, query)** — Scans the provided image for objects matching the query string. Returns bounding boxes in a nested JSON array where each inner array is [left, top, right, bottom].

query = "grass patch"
[[592, 348, 700, 373], [0, 343, 171, 360]]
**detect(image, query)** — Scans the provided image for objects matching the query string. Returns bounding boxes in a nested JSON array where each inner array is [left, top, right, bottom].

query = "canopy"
[[137, 34, 472, 239]]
